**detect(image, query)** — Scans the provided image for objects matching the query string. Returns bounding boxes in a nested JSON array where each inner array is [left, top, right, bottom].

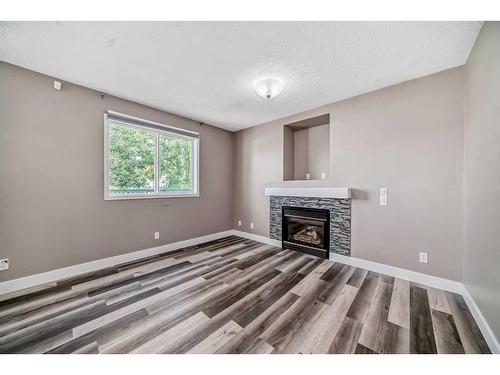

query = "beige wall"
[[463, 22, 500, 341], [306, 123, 330, 180], [282, 126, 295, 180], [0, 62, 234, 281], [293, 128, 310, 179], [292, 124, 330, 181], [233, 67, 465, 280]]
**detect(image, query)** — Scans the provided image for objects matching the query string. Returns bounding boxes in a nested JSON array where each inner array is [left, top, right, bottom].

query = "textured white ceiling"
[[0, 21, 482, 131]]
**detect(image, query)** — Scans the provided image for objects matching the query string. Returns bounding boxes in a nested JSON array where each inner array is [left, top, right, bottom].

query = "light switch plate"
[[0, 258, 9, 271], [154, 232, 160, 240], [419, 252, 428, 263], [238, 220, 242, 227], [54, 80, 62, 90], [380, 187, 388, 206], [250, 222, 254, 229]]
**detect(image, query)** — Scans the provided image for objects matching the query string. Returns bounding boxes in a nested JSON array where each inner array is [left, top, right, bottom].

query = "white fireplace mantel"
[[264, 187, 351, 199]]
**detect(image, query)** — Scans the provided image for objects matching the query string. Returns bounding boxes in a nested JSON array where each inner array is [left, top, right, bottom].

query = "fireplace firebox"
[[282, 206, 330, 258]]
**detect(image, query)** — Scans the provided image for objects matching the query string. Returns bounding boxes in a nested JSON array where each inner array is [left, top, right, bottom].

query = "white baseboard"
[[0, 230, 234, 296], [461, 285, 500, 354], [229, 230, 282, 247], [330, 253, 463, 294]]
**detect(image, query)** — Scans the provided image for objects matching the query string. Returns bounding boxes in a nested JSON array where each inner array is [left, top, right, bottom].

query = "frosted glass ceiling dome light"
[[253, 78, 284, 99]]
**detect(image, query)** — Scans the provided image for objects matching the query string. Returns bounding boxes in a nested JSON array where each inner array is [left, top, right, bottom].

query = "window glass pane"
[[108, 123, 155, 196], [159, 134, 193, 193]]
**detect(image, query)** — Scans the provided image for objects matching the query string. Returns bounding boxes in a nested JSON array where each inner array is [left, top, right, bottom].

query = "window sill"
[[104, 193, 200, 201]]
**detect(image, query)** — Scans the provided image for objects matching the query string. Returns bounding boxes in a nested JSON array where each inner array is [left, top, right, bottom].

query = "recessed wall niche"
[[283, 114, 330, 181]]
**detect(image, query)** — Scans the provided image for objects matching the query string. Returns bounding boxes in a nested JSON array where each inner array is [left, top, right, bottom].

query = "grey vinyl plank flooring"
[[261, 297, 328, 352], [232, 272, 305, 328], [328, 317, 363, 353], [0, 236, 491, 354], [410, 284, 437, 354], [216, 292, 300, 354], [187, 320, 243, 354], [346, 268, 368, 288], [316, 264, 356, 305], [345, 271, 380, 322], [445, 291, 490, 354], [47, 309, 150, 354], [431, 309, 465, 354], [295, 284, 359, 354], [355, 343, 377, 354], [388, 278, 410, 330], [358, 275, 395, 352]]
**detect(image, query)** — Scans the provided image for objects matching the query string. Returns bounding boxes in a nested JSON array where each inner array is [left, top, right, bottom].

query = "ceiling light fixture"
[[253, 78, 284, 100]]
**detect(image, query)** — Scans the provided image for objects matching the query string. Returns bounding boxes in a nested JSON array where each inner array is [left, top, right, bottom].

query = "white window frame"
[[104, 111, 199, 200]]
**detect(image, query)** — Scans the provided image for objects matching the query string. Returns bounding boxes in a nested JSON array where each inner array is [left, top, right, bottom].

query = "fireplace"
[[282, 206, 330, 258]]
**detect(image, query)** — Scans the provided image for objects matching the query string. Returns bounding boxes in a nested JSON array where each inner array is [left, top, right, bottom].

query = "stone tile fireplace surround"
[[266, 188, 351, 256]]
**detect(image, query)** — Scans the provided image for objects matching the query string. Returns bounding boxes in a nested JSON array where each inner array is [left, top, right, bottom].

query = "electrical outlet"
[[321, 172, 326, 180], [305, 173, 311, 180], [419, 252, 428, 264], [154, 232, 160, 240], [0, 258, 9, 271], [250, 222, 254, 229], [380, 187, 388, 206], [238, 220, 242, 227]]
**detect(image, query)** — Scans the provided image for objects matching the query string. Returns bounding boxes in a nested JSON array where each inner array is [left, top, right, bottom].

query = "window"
[[104, 111, 199, 199]]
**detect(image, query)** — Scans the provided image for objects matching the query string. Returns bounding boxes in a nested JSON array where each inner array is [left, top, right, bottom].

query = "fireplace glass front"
[[282, 206, 330, 258]]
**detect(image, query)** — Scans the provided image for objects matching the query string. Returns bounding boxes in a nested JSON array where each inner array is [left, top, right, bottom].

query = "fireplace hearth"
[[282, 206, 330, 258]]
